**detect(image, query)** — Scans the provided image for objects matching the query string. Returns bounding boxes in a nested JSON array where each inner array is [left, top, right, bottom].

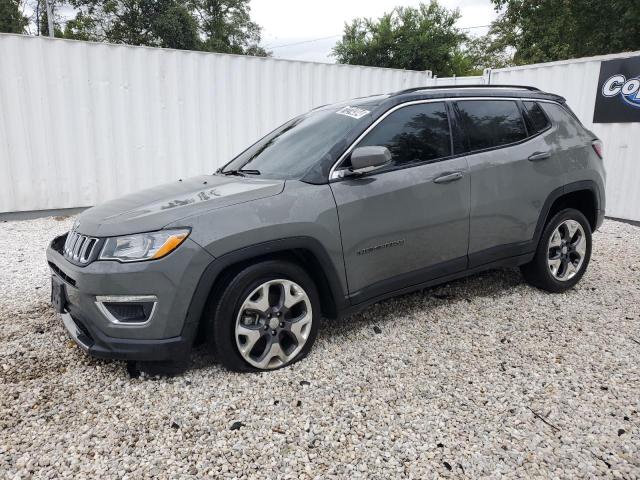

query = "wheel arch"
[[182, 237, 348, 345], [535, 181, 601, 246]]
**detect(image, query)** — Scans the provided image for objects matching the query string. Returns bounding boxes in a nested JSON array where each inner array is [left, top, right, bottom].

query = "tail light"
[[592, 140, 603, 159]]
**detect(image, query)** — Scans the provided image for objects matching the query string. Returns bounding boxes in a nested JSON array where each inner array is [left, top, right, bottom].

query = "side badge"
[[357, 239, 405, 256]]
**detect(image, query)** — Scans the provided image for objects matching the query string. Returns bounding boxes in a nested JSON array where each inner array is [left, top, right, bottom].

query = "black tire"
[[520, 208, 592, 293], [206, 259, 321, 372]]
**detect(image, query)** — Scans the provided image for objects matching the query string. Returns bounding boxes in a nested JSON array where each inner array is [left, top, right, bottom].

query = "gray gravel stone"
[[0, 217, 639, 478]]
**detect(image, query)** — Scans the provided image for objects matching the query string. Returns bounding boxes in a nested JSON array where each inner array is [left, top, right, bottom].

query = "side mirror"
[[350, 146, 392, 174]]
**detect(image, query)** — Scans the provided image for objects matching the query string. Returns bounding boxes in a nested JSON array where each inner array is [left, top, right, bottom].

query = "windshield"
[[221, 105, 372, 179]]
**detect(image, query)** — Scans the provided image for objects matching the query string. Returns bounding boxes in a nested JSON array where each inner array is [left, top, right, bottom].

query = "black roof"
[[392, 84, 542, 95], [313, 85, 564, 114], [387, 84, 565, 104]]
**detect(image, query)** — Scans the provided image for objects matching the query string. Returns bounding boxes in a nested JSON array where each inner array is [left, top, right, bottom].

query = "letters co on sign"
[[594, 55, 640, 123]]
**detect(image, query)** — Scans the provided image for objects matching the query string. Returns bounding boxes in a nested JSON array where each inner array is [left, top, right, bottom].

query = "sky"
[[251, 0, 498, 63]]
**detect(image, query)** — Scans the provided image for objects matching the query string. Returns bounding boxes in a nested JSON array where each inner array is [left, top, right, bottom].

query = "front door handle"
[[433, 171, 464, 184], [528, 151, 551, 161]]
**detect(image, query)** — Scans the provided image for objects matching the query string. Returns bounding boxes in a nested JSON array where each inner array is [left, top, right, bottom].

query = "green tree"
[[332, 1, 469, 76], [37, 0, 66, 37], [463, 33, 513, 73], [63, 11, 99, 40], [63, 0, 267, 55], [193, 0, 267, 55], [151, 2, 198, 49], [64, 0, 199, 48], [0, 0, 28, 33], [490, 0, 640, 65]]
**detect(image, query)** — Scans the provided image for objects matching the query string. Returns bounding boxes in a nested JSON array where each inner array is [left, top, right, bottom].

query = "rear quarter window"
[[539, 102, 582, 139], [456, 100, 527, 152], [523, 101, 551, 134]]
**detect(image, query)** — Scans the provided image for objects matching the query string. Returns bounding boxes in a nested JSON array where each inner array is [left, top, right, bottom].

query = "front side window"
[[355, 102, 451, 168], [222, 104, 371, 179], [456, 100, 527, 152]]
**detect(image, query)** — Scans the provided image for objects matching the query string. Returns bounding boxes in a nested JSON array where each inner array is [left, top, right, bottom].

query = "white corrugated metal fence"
[[0, 34, 430, 213]]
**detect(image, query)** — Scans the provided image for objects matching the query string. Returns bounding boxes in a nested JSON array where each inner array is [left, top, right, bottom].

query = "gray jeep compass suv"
[[47, 85, 606, 373]]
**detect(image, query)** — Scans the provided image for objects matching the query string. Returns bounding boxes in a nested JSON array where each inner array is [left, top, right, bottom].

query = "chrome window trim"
[[95, 295, 158, 326], [328, 96, 564, 181]]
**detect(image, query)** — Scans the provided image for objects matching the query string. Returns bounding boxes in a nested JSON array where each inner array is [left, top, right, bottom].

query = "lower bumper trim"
[[60, 309, 193, 362], [61, 312, 93, 351]]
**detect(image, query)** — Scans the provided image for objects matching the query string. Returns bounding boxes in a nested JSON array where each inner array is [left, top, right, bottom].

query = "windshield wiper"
[[219, 169, 261, 177]]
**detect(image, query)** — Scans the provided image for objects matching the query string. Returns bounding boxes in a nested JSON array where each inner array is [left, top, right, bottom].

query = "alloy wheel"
[[547, 219, 587, 281], [234, 279, 313, 369]]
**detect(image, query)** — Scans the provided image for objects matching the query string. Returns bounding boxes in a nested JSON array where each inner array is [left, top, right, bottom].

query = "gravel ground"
[[0, 216, 639, 479]]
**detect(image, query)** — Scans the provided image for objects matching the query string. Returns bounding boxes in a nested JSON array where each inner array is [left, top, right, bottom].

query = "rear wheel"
[[207, 260, 320, 372], [521, 208, 592, 293]]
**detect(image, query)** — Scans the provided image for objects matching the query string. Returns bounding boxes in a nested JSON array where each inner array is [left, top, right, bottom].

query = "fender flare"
[[179, 236, 348, 342], [533, 180, 602, 246]]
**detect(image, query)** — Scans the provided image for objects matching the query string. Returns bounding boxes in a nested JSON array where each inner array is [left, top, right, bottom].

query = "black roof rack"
[[391, 84, 542, 97]]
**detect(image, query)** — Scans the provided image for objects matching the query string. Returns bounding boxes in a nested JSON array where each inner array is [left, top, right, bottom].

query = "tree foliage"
[[463, 33, 513, 74], [2, 0, 267, 55], [0, 0, 28, 33], [194, 0, 265, 55], [333, 0, 640, 74], [490, 0, 640, 65], [61, 0, 267, 55], [333, 1, 469, 77], [9, 0, 640, 68]]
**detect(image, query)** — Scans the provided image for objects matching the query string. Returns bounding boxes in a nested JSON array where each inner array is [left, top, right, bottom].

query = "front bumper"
[[47, 232, 215, 362], [59, 309, 189, 361]]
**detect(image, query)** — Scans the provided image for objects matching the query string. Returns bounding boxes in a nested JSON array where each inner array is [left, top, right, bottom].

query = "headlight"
[[99, 229, 190, 263]]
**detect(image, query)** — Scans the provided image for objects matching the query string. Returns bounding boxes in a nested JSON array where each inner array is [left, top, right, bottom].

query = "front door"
[[329, 101, 470, 303]]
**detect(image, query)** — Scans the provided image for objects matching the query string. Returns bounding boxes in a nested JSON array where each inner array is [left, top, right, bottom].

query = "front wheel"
[[521, 208, 592, 293], [207, 260, 320, 372]]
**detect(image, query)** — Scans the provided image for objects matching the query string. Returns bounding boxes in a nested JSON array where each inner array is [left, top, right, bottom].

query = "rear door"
[[455, 98, 565, 266], [329, 101, 470, 303]]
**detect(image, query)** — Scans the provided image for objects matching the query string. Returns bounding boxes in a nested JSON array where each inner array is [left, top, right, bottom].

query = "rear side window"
[[357, 102, 451, 167], [523, 101, 551, 134], [456, 100, 527, 152]]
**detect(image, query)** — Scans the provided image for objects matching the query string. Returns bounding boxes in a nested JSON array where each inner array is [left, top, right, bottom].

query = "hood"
[[76, 175, 285, 237]]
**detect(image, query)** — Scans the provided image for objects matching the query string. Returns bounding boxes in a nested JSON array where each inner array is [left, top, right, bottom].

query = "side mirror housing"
[[350, 146, 392, 174]]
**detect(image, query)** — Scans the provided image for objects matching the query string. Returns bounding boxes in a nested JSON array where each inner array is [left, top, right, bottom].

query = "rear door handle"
[[433, 171, 464, 184], [528, 151, 551, 161]]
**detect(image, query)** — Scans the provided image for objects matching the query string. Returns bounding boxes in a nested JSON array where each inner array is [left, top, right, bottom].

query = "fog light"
[[95, 295, 157, 325]]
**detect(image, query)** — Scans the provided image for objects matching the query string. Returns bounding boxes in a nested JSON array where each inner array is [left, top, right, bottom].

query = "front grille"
[[63, 230, 99, 265]]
